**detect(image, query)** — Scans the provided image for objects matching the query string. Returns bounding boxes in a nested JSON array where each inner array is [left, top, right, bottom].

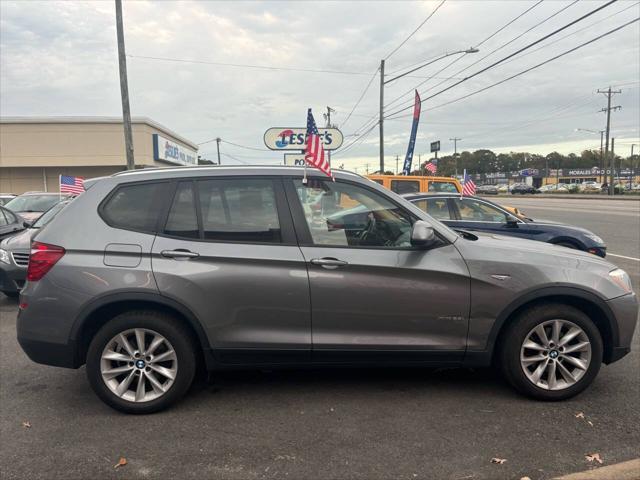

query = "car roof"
[[109, 165, 365, 182], [17, 192, 67, 196], [402, 192, 460, 200]]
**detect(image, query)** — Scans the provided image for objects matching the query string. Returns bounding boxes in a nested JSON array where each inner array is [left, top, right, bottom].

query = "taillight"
[[26, 242, 65, 282]]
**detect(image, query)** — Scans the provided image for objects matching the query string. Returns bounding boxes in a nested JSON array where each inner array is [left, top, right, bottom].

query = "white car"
[[537, 184, 568, 193]]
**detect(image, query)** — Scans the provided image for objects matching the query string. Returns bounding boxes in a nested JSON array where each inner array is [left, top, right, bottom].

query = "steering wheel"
[[358, 212, 377, 243]]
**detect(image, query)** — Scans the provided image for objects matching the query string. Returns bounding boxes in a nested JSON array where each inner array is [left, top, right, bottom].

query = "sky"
[[1, 0, 639, 173]]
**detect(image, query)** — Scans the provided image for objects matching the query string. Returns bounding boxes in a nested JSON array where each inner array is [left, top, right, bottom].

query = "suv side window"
[[294, 179, 415, 248], [165, 182, 199, 239], [197, 178, 281, 243], [390, 179, 420, 194], [101, 182, 166, 233], [0, 210, 8, 226], [428, 181, 458, 193]]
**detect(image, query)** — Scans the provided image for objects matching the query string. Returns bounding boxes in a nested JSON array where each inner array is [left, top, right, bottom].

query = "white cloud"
[[1, 0, 638, 172]]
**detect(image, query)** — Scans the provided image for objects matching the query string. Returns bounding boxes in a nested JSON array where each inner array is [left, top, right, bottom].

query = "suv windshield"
[[5, 195, 60, 212], [32, 201, 68, 229]]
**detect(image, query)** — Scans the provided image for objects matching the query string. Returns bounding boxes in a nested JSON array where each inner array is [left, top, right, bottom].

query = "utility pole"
[[325, 106, 335, 166], [450, 137, 462, 176], [611, 137, 615, 193], [115, 0, 135, 170], [379, 59, 385, 174], [395, 155, 399, 174], [366, 163, 370, 175], [598, 87, 621, 195], [215, 138, 221, 165]]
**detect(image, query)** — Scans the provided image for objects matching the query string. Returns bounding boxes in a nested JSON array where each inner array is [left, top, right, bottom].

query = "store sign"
[[519, 168, 539, 177], [430, 141, 440, 152], [264, 128, 343, 151], [284, 153, 306, 166], [153, 134, 197, 166]]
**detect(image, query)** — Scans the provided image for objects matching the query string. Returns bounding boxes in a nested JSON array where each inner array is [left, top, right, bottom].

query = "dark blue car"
[[403, 193, 607, 257]]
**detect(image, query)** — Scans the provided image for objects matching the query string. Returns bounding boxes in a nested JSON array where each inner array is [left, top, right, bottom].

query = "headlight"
[[0, 249, 9, 265], [584, 233, 604, 245], [609, 268, 633, 295]]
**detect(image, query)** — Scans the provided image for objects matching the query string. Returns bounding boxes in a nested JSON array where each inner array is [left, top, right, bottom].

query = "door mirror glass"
[[410, 220, 437, 247]]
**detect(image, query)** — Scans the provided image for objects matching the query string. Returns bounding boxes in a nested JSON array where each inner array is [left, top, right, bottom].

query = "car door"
[[0, 207, 22, 239], [151, 177, 311, 364], [285, 177, 470, 363]]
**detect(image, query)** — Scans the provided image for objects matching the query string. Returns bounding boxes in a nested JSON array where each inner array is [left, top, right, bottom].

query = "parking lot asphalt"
[[1, 197, 638, 480]]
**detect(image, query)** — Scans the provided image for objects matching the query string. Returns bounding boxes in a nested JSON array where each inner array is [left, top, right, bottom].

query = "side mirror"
[[23, 221, 32, 228], [411, 220, 437, 248]]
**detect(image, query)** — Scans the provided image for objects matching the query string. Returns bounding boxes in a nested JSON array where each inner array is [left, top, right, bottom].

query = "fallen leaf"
[[585, 453, 603, 464], [575, 412, 585, 419], [21, 421, 31, 428], [520, 477, 532, 480], [491, 458, 507, 464], [587, 420, 594, 427], [114, 457, 127, 469]]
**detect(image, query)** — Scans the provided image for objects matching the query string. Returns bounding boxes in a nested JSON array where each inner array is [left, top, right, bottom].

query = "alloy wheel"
[[520, 319, 592, 391], [100, 328, 178, 402]]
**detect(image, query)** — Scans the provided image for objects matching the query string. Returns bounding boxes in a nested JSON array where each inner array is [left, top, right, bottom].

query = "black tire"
[[86, 310, 197, 414], [499, 303, 603, 401]]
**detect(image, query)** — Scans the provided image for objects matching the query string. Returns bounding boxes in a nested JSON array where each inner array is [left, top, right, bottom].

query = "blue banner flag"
[[402, 90, 422, 175]]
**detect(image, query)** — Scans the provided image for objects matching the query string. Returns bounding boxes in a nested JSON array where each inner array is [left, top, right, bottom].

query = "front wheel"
[[500, 303, 602, 400], [86, 310, 197, 414]]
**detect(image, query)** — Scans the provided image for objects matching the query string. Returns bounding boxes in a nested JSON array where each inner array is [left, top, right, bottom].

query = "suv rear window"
[[101, 182, 166, 233], [390, 180, 420, 194]]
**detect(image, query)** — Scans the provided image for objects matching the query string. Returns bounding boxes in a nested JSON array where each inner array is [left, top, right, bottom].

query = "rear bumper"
[[17, 335, 78, 368]]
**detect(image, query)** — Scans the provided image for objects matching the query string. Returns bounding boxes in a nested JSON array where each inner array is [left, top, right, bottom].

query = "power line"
[[385, 0, 621, 118], [387, 17, 639, 121], [383, 0, 546, 110], [341, 67, 380, 128], [499, 1, 640, 68], [128, 54, 463, 80], [384, 0, 447, 60]]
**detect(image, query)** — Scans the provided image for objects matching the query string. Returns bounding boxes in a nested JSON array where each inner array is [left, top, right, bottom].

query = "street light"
[[575, 128, 605, 182], [379, 48, 479, 173]]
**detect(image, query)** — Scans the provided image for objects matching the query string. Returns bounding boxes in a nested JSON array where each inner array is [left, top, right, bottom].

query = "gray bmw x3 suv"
[[17, 166, 638, 413]]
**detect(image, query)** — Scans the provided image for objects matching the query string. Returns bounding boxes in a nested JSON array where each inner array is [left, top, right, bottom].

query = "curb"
[[553, 458, 640, 480]]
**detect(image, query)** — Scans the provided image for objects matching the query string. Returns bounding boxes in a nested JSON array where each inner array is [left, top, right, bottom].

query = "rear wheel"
[[500, 303, 602, 400], [86, 310, 197, 414]]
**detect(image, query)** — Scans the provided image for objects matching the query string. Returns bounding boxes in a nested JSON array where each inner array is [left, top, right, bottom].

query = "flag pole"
[[461, 169, 466, 199], [59, 174, 62, 201]]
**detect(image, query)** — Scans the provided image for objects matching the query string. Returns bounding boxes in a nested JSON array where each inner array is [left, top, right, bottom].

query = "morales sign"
[[264, 127, 343, 151], [153, 134, 197, 166]]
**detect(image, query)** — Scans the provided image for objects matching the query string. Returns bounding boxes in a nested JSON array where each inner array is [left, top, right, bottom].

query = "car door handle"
[[310, 257, 348, 269], [161, 249, 200, 259]]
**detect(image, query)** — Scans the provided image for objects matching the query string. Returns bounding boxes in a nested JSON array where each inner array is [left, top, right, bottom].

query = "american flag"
[[304, 109, 332, 179], [424, 162, 437, 174], [59, 175, 85, 195], [462, 171, 476, 196]]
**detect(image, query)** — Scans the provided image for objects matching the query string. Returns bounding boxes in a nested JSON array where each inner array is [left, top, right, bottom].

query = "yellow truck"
[[366, 174, 526, 218]]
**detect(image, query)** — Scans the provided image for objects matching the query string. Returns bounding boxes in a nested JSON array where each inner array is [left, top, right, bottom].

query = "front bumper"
[[0, 261, 26, 294], [605, 292, 639, 364]]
